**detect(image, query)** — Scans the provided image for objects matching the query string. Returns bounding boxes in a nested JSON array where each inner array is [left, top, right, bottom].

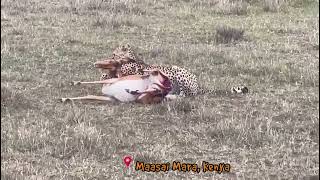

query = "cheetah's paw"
[[231, 86, 249, 94]]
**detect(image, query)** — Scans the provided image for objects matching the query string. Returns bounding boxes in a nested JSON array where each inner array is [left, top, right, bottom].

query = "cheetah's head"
[[112, 44, 136, 61]]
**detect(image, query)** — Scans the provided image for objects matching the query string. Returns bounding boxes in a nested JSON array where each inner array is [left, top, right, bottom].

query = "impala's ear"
[[143, 69, 158, 76], [94, 59, 119, 69], [143, 69, 169, 78], [157, 70, 169, 78], [151, 70, 159, 76], [141, 74, 150, 79], [117, 57, 134, 64]]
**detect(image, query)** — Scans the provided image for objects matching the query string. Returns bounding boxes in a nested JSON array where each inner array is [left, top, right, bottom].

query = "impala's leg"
[[73, 78, 119, 86], [61, 95, 115, 102], [125, 88, 159, 95], [139, 89, 160, 94]]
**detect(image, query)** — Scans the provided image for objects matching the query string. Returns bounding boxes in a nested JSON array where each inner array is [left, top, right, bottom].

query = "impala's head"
[[94, 44, 135, 70], [94, 57, 136, 78], [144, 69, 172, 94], [95, 44, 146, 72], [94, 44, 135, 69], [94, 58, 120, 70]]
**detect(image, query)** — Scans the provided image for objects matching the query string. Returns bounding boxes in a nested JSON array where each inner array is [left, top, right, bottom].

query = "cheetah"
[[96, 44, 142, 80], [95, 44, 200, 96], [96, 44, 248, 96]]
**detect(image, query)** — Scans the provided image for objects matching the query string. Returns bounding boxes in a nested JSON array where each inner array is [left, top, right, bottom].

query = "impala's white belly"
[[102, 80, 148, 102]]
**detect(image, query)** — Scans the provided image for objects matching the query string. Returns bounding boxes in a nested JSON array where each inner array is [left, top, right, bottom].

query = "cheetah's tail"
[[198, 86, 249, 95]]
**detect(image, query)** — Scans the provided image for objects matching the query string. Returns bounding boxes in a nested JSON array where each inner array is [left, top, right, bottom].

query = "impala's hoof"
[[60, 98, 71, 103], [72, 81, 81, 86]]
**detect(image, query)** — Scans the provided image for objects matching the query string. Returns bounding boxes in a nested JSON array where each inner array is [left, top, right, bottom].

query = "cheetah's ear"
[[157, 70, 169, 79], [120, 45, 126, 51], [124, 43, 131, 49]]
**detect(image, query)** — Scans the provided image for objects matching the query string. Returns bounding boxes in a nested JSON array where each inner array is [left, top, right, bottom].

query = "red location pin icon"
[[123, 155, 133, 168]]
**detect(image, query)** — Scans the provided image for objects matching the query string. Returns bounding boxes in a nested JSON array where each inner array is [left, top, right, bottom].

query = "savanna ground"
[[1, 0, 319, 179]]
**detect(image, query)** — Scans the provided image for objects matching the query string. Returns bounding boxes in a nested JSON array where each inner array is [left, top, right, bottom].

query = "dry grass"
[[1, 0, 319, 179], [262, 0, 287, 12], [214, 0, 249, 15], [215, 26, 245, 44]]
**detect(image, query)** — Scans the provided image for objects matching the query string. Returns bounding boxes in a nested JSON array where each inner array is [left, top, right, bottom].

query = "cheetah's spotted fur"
[[99, 44, 248, 96], [100, 44, 200, 96]]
